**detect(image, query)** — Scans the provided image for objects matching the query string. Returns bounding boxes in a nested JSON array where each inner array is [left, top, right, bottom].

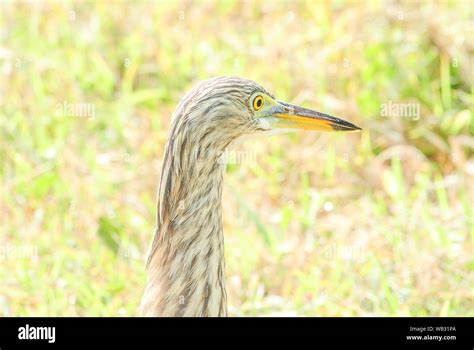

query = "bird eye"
[[252, 95, 264, 111]]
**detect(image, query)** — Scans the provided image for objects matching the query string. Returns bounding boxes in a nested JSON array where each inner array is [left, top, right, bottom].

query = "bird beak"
[[268, 100, 362, 132]]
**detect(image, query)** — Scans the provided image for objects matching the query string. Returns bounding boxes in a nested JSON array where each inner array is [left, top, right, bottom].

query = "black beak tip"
[[331, 120, 362, 132]]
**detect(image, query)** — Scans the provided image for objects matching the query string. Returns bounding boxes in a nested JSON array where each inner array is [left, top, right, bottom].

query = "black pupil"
[[256, 98, 262, 107]]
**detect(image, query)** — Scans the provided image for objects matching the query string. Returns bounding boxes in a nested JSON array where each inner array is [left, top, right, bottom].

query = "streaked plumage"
[[140, 77, 361, 316]]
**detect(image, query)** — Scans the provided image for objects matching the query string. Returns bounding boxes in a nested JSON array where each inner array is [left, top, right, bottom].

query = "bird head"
[[248, 88, 362, 133], [170, 76, 361, 152]]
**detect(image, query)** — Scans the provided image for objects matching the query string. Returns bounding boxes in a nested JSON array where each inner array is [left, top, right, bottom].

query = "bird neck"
[[141, 142, 228, 316]]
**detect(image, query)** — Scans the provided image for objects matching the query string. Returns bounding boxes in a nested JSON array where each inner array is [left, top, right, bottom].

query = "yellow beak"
[[268, 100, 362, 132]]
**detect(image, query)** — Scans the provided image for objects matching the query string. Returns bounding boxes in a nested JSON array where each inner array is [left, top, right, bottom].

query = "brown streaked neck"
[[140, 142, 228, 317]]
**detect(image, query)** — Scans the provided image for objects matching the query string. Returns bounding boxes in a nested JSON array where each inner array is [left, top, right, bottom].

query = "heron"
[[140, 76, 361, 316]]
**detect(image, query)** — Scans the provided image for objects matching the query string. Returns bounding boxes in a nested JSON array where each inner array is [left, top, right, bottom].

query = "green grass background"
[[1, 0, 473, 316]]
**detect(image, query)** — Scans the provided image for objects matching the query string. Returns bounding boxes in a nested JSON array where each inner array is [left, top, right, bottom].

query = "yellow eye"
[[252, 95, 264, 111]]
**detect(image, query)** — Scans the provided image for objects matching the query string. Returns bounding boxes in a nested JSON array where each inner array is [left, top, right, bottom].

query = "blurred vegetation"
[[0, 0, 473, 316]]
